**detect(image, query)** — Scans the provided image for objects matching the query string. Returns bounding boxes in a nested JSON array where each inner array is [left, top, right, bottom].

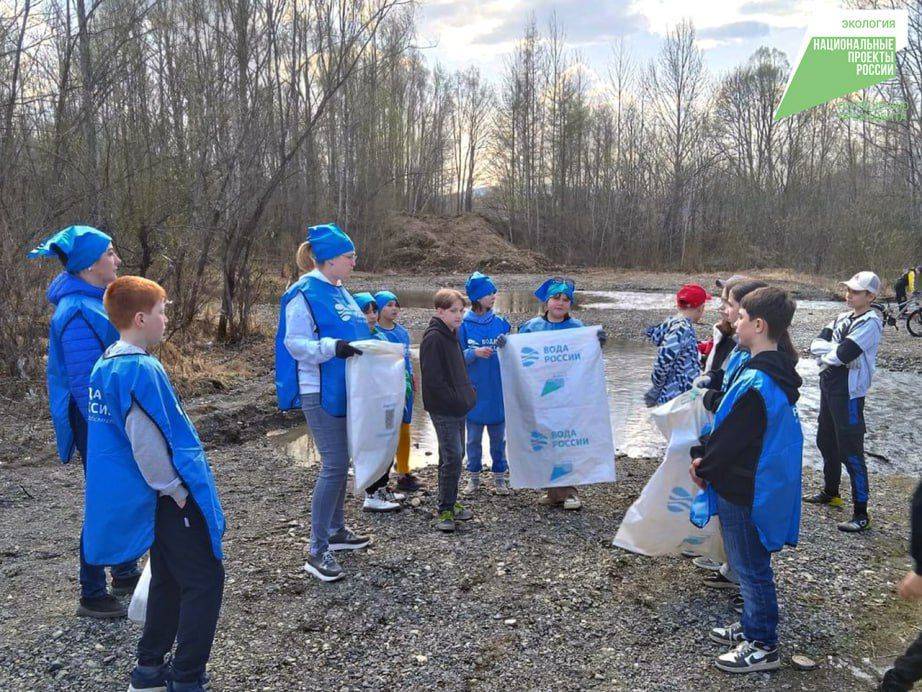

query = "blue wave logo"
[[541, 377, 565, 396], [521, 347, 539, 367], [682, 536, 705, 546], [334, 303, 353, 321], [530, 431, 548, 451], [550, 462, 573, 481], [667, 486, 694, 514]]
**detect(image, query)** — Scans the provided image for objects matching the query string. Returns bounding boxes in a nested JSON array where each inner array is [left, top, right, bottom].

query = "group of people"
[[895, 264, 921, 311], [25, 220, 922, 690]]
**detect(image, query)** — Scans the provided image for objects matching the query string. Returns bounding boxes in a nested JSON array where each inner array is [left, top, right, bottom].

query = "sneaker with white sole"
[[563, 494, 582, 510], [363, 489, 400, 513], [692, 556, 722, 572], [731, 593, 744, 615], [709, 621, 746, 646], [494, 474, 511, 496], [837, 515, 870, 533], [462, 473, 480, 496], [702, 571, 740, 591], [127, 663, 168, 692], [304, 550, 344, 582], [714, 640, 780, 673], [385, 489, 406, 502], [328, 528, 371, 551]]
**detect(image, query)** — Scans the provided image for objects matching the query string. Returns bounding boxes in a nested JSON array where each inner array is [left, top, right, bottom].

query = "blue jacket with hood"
[[45, 272, 120, 462], [690, 350, 804, 552], [458, 309, 512, 425]]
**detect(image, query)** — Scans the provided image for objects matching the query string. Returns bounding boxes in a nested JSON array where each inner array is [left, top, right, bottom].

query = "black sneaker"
[[714, 640, 780, 673], [328, 529, 371, 551], [702, 571, 740, 591], [731, 594, 744, 615], [709, 621, 746, 646], [396, 474, 422, 492], [111, 572, 142, 596], [303, 551, 344, 582], [803, 490, 844, 507], [77, 594, 127, 619], [128, 663, 168, 692], [838, 515, 870, 533]]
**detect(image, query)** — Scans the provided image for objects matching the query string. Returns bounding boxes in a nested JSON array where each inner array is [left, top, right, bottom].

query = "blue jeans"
[[72, 402, 140, 598], [302, 394, 348, 556], [465, 421, 507, 474], [717, 493, 778, 647]]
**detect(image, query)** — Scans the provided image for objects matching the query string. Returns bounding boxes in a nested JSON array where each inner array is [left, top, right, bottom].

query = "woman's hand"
[[689, 458, 707, 490]]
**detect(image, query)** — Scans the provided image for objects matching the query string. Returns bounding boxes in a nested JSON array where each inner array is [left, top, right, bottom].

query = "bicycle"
[[874, 297, 922, 337]]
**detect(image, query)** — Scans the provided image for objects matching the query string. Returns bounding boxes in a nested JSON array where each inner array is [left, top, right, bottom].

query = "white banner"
[[498, 326, 616, 489], [346, 339, 406, 494]]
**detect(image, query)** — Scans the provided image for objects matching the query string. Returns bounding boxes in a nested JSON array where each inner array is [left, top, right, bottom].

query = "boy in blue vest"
[[28, 225, 141, 618], [689, 287, 803, 674], [84, 276, 225, 692], [805, 271, 883, 533], [459, 271, 512, 496]]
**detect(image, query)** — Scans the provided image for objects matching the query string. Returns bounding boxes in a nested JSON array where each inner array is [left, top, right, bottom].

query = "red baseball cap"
[[676, 283, 710, 308]]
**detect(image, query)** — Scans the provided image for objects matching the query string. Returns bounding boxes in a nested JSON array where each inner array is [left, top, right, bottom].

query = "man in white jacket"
[[804, 271, 883, 533]]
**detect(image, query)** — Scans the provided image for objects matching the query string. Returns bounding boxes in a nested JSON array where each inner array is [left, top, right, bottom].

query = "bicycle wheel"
[[907, 309, 922, 337]]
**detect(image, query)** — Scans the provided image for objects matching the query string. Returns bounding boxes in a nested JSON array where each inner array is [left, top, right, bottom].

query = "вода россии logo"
[[530, 431, 549, 451], [667, 486, 694, 514], [334, 303, 353, 321], [521, 347, 539, 367]]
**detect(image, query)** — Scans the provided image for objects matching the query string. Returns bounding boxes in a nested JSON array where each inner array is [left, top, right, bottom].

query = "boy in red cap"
[[644, 284, 709, 407]]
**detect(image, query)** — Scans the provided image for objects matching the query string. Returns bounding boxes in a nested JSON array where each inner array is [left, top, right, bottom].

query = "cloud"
[[739, 0, 799, 14], [698, 21, 771, 41]]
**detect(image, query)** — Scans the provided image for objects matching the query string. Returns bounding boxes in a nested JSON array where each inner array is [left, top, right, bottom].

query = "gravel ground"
[[2, 270, 921, 691]]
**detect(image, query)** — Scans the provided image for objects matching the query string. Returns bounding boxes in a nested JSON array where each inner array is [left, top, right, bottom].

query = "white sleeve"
[[283, 293, 338, 365], [125, 404, 188, 504]]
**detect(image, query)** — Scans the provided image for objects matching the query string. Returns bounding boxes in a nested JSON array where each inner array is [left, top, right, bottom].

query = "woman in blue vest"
[[28, 225, 141, 618], [459, 271, 512, 496], [275, 224, 372, 582]]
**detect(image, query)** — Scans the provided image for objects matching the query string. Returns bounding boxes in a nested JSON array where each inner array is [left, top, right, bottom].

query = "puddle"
[[269, 340, 920, 476], [393, 288, 844, 314]]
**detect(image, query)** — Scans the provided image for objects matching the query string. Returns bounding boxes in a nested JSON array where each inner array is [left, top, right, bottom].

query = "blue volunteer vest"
[[275, 275, 370, 416], [459, 311, 512, 424], [518, 315, 584, 333], [690, 366, 803, 552], [83, 351, 225, 564], [376, 323, 414, 424], [46, 277, 120, 463]]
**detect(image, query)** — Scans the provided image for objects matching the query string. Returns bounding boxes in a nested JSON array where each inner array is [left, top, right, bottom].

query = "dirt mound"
[[377, 213, 551, 272]]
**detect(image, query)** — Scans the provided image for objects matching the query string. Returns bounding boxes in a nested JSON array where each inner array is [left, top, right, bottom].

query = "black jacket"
[[912, 481, 922, 575], [420, 317, 476, 417], [692, 351, 802, 508]]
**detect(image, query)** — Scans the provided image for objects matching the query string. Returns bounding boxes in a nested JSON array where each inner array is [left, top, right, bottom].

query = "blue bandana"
[[353, 292, 377, 313], [373, 290, 399, 309], [308, 223, 355, 263], [28, 225, 112, 273], [465, 271, 498, 302], [534, 277, 575, 302]]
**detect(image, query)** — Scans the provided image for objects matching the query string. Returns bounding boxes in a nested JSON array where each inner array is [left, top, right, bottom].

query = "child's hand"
[[474, 346, 494, 358], [494, 334, 507, 349], [899, 571, 922, 600], [689, 458, 707, 490]]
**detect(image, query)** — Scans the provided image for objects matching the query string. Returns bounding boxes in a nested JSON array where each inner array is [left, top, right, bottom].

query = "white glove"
[[693, 374, 712, 389]]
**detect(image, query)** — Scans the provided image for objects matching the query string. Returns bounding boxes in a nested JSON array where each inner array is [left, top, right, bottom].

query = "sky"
[[413, 0, 845, 86]]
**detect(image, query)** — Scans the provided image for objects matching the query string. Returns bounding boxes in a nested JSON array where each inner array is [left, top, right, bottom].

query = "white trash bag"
[[346, 339, 406, 494], [127, 559, 151, 624], [498, 326, 616, 489], [613, 388, 725, 561]]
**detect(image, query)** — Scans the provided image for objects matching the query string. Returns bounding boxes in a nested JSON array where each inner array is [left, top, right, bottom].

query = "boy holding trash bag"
[[689, 287, 803, 674], [83, 276, 225, 692]]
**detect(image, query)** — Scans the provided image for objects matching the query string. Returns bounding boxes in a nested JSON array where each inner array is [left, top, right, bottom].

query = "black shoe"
[[77, 594, 127, 619], [803, 490, 844, 507], [111, 573, 142, 595], [396, 474, 422, 492], [731, 593, 744, 615], [702, 571, 740, 591], [303, 551, 344, 582], [838, 515, 870, 533], [715, 640, 780, 673], [328, 529, 371, 551]]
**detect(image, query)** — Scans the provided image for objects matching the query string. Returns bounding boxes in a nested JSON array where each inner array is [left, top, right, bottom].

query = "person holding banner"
[[459, 271, 512, 496], [515, 277, 602, 510], [275, 224, 372, 582]]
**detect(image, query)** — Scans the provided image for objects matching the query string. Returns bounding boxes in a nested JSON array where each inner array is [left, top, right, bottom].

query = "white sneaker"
[[494, 474, 511, 496], [563, 494, 582, 510], [714, 640, 780, 674], [462, 474, 480, 496], [385, 489, 406, 502], [363, 489, 400, 512]]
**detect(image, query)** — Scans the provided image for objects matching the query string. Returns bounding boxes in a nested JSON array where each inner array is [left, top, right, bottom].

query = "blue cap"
[[307, 223, 355, 263], [374, 290, 399, 309], [353, 292, 377, 313], [28, 225, 112, 273], [534, 277, 576, 302], [465, 271, 497, 302]]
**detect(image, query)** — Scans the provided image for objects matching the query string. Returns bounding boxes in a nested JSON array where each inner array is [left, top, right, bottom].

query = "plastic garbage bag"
[[127, 559, 151, 624], [498, 326, 616, 489], [346, 339, 406, 494], [613, 388, 725, 560]]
